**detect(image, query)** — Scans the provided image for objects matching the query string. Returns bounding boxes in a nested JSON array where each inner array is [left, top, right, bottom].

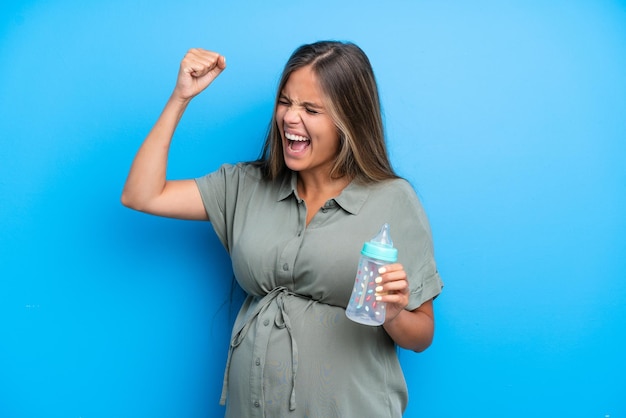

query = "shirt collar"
[[277, 171, 369, 216]]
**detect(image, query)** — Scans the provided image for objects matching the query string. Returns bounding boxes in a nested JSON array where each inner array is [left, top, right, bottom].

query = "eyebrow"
[[279, 93, 324, 110]]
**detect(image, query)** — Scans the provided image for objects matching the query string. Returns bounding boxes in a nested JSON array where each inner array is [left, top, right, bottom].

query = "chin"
[[283, 160, 303, 173]]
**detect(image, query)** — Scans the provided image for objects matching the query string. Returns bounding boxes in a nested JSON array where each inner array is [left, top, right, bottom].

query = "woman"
[[122, 41, 443, 417]]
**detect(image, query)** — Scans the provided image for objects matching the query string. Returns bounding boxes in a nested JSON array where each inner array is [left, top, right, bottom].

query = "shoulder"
[[216, 162, 263, 178], [197, 162, 264, 184], [365, 177, 428, 217], [368, 177, 419, 200], [195, 162, 287, 205]]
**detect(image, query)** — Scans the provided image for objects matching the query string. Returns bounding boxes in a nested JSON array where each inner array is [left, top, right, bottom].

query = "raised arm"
[[121, 48, 226, 220]]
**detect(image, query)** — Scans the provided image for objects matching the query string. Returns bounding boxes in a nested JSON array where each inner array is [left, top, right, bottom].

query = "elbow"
[[120, 190, 142, 211], [412, 338, 433, 353], [120, 192, 131, 209], [412, 327, 435, 352]]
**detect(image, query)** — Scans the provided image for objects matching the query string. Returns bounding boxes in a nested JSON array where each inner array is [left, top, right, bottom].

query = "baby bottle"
[[346, 223, 398, 326]]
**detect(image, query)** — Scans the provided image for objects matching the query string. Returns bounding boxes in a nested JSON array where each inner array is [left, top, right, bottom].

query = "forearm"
[[121, 95, 190, 210], [383, 302, 435, 352]]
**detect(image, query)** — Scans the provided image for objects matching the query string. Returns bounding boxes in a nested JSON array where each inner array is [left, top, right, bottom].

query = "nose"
[[283, 105, 301, 124]]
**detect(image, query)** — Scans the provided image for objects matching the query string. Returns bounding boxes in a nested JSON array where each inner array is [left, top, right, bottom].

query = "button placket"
[[248, 304, 279, 417], [276, 203, 304, 285]]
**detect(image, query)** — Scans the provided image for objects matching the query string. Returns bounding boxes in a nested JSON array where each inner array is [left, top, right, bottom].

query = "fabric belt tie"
[[220, 286, 299, 411]]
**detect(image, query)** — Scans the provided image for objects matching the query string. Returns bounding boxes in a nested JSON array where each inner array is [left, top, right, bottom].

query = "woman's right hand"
[[173, 48, 226, 101], [121, 48, 226, 220]]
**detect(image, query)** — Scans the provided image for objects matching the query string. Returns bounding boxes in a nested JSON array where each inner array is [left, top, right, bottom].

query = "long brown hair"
[[257, 41, 399, 183]]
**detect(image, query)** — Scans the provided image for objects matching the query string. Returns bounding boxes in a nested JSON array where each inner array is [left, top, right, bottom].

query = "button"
[[321, 208, 328, 213], [263, 319, 270, 326], [254, 401, 260, 408], [255, 358, 261, 366], [282, 263, 289, 271]]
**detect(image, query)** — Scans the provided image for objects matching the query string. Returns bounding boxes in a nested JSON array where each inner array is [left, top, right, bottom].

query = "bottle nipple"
[[361, 223, 398, 262], [372, 223, 393, 247]]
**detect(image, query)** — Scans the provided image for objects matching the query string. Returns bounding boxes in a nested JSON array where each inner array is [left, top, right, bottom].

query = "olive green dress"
[[195, 163, 443, 418]]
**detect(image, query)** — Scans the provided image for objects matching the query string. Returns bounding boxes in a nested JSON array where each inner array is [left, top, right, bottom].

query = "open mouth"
[[286, 132, 311, 152]]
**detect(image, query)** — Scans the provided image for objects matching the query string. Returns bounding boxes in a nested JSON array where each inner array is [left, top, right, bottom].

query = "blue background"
[[1, 1, 625, 417]]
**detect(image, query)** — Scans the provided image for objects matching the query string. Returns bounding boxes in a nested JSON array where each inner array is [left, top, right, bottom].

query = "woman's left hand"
[[375, 263, 410, 323]]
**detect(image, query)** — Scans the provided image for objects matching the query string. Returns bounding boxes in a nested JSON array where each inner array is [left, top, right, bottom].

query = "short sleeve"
[[390, 180, 443, 311], [194, 163, 251, 252]]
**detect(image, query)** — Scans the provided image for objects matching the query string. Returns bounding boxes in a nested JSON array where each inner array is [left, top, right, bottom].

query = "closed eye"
[[278, 94, 324, 115]]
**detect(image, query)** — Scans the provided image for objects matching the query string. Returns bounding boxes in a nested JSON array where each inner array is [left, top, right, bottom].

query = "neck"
[[296, 171, 351, 200]]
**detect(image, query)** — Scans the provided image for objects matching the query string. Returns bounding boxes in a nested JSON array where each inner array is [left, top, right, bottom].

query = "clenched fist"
[[173, 48, 226, 101]]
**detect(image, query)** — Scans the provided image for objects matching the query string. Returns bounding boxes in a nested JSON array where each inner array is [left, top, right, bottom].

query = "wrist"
[[169, 91, 193, 107]]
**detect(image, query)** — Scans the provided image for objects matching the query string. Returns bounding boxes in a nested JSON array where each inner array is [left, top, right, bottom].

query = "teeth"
[[286, 133, 309, 142]]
